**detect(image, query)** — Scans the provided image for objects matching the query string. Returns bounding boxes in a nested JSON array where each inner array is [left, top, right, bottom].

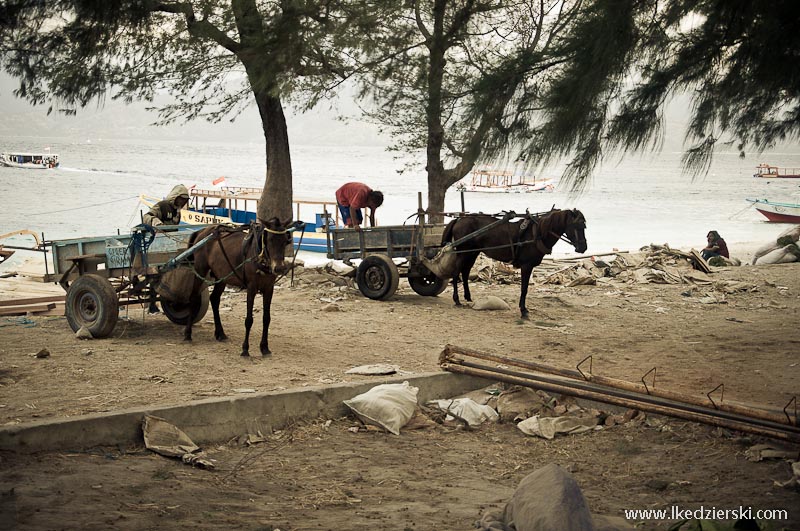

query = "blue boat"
[[140, 186, 340, 253]]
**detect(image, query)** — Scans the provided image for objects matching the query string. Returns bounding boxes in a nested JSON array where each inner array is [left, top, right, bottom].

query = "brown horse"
[[441, 208, 587, 319], [185, 218, 293, 356]]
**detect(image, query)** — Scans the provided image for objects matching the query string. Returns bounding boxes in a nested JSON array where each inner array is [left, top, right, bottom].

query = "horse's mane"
[[537, 209, 568, 237]]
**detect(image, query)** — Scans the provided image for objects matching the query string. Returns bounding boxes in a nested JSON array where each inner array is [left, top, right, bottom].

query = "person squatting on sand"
[[702, 230, 729, 261]]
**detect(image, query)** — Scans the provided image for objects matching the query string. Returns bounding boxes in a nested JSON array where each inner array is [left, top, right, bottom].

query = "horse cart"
[[325, 216, 449, 301], [51, 226, 212, 338]]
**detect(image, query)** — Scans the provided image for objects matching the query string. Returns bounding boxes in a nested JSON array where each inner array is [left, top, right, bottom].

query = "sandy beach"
[[1, 237, 798, 529]]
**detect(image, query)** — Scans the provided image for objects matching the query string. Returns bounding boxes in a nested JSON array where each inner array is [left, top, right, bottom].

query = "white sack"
[[344, 381, 419, 435], [428, 397, 499, 426], [517, 415, 598, 439]]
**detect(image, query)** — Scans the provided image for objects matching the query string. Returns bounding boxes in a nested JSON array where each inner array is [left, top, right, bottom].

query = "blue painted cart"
[[50, 226, 213, 338]]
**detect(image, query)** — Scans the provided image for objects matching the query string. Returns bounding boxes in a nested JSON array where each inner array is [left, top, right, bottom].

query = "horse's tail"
[[441, 219, 457, 245]]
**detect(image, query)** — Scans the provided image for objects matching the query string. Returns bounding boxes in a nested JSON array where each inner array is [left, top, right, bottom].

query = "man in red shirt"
[[335, 182, 384, 230]]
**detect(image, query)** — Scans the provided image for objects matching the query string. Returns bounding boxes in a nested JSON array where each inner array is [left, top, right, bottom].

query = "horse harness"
[[452, 210, 584, 263]]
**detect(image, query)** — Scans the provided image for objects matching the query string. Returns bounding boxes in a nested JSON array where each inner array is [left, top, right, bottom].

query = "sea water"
[[1, 134, 799, 259]]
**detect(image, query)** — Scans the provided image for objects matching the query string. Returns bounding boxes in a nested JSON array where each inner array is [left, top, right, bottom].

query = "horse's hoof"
[[520, 312, 530, 320], [240, 351, 249, 357], [215, 333, 228, 341], [261, 350, 271, 357], [183, 336, 192, 342]]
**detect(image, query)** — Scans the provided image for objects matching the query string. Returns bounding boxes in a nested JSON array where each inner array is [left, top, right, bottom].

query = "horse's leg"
[[183, 278, 204, 341], [451, 270, 461, 306], [461, 252, 479, 303], [519, 262, 535, 319], [259, 282, 275, 356], [241, 286, 256, 357], [210, 282, 227, 341]]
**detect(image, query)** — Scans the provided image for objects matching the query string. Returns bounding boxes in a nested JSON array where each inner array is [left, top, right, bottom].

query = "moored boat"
[[746, 198, 800, 223], [0, 152, 59, 169], [753, 164, 800, 179], [455, 169, 553, 193], [140, 186, 339, 253]]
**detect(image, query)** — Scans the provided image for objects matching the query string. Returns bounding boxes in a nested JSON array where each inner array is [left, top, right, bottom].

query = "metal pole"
[[441, 363, 800, 443], [441, 344, 795, 427]]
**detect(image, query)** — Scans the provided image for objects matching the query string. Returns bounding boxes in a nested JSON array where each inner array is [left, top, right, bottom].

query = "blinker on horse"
[[185, 218, 294, 356], [440, 208, 587, 319]]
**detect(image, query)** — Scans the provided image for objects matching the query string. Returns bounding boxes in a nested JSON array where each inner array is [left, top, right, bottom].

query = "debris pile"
[[340, 380, 644, 438]]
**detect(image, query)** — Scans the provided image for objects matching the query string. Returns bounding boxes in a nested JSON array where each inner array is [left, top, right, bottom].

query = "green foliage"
[[0, 0, 374, 124], [534, 0, 800, 189], [358, 0, 583, 194]]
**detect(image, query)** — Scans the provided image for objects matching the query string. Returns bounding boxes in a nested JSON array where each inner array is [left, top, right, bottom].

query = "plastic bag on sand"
[[517, 415, 598, 439], [428, 398, 499, 426], [344, 381, 419, 435], [142, 414, 215, 469]]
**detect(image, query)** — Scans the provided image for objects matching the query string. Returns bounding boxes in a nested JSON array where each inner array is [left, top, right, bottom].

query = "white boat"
[[753, 164, 800, 179], [140, 186, 340, 253], [455, 169, 554, 193], [0, 152, 59, 169], [746, 198, 800, 223]]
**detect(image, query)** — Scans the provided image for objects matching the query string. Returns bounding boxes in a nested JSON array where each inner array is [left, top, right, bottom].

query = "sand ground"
[[0, 255, 798, 530]]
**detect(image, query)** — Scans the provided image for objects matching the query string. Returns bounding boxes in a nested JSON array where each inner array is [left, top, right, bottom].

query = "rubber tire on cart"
[[65, 274, 119, 338], [408, 267, 448, 296], [356, 255, 400, 300], [161, 288, 210, 325]]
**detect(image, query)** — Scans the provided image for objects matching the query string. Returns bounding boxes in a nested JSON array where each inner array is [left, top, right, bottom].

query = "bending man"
[[335, 182, 384, 230]]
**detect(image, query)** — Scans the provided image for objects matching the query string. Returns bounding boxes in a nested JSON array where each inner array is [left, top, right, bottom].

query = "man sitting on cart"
[[335, 182, 383, 230], [143, 184, 190, 228]]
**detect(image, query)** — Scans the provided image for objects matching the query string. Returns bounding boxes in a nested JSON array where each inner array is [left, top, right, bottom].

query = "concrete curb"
[[0, 372, 491, 453]]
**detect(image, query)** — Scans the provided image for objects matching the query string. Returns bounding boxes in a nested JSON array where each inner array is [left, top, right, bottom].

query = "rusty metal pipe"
[[454, 358, 800, 435], [441, 362, 800, 443], [441, 344, 794, 427]]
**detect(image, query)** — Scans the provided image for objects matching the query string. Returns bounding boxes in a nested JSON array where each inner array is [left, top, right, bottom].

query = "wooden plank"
[[0, 303, 56, 316], [0, 295, 65, 307]]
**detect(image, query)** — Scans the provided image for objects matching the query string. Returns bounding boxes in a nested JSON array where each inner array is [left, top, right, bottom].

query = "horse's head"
[[565, 209, 588, 253], [258, 217, 294, 275]]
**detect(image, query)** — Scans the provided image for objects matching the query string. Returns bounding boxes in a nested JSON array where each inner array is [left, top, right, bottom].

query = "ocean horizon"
[[2, 134, 799, 261]]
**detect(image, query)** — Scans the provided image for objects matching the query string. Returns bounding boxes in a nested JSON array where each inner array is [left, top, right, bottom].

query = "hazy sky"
[[0, 72, 387, 146], [2, 71, 797, 153]]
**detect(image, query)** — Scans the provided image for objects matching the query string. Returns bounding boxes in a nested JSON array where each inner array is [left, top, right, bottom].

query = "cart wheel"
[[408, 268, 448, 296], [65, 274, 118, 338], [161, 288, 210, 325], [356, 255, 399, 300]]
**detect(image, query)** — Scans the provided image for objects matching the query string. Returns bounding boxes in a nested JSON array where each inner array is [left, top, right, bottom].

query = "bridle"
[[557, 210, 587, 250]]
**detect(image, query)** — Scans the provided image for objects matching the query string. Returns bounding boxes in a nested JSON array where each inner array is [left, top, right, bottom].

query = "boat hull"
[[140, 194, 331, 253], [747, 199, 800, 223]]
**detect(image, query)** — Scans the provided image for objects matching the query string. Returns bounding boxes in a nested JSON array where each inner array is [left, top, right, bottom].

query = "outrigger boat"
[[0, 152, 59, 169], [455, 169, 554, 193], [753, 164, 800, 179], [746, 198, 800, 223], [139, 186, 339, 253]]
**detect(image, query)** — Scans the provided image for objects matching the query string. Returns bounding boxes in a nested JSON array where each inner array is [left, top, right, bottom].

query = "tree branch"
[[150, 1, 241, 53]]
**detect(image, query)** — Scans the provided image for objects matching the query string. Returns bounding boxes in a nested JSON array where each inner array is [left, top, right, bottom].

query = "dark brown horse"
[[441, 208, 587, 319], [185, 218, 294, 356]]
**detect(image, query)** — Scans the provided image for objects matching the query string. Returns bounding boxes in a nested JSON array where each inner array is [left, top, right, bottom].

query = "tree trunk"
[[424, 0, 448, 223], [427, 170, 449, 222], [254, 92, 293, 223]]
